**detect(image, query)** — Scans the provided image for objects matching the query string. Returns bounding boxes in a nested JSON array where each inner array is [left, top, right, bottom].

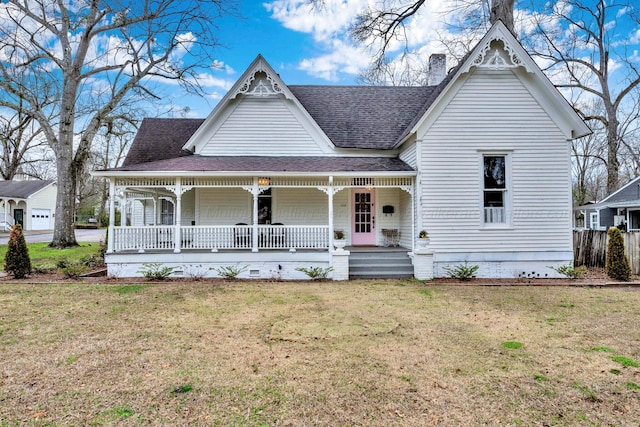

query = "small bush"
[[183, 264, 209, 280], [4, 224, 31, 279], [549, 264, 587, 279], [214, 264, 248, 280], [61, 261, 89, 279], [138, 263, 175, 280], [606, 227, 631, 281], [296, 266, 334, 280], [443, 261, 479, 281]]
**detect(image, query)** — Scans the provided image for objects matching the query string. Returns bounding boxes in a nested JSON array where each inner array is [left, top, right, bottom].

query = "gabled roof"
[[578, 176, 640, 210], [600, 176, 640, 204], [289, 85, 433, 149], [0, 180, 55, 199], [402, 20, 591, 143], [118, 21, 590, 169]]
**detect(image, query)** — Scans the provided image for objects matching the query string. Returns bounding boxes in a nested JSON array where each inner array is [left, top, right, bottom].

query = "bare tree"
[[525, 0, 640, 195], [0, 0, 230, 247], [0, 103, 47, 180], [350, 0, 512, 80]]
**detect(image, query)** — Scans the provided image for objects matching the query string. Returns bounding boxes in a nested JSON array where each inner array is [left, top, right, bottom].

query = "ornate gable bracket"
[[399, 185, 414, 196], [463, 36, 535, 74], [317, 186, 346, 196], [164, 185, 193, 196], [234, 61, 292, 100]]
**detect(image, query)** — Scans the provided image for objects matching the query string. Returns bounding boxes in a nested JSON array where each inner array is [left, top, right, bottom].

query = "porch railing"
[[112, 225, 330, 252], [113, 225, 175, 252]]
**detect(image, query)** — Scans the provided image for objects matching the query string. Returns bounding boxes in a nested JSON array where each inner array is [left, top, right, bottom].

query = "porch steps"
[[348, 247, 413, 279]]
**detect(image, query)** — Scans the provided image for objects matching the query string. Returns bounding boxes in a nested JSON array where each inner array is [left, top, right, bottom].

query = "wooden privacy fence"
[[574, 230, 640, 274]]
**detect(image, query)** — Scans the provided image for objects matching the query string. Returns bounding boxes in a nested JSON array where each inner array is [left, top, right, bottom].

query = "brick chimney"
[[428, 54, 446, 86]]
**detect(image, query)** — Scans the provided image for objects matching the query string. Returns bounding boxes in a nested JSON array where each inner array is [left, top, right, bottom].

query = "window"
[[258, 188, 272, 224], [590, 212, 599, 230], [160, 199, 174, 225], [483, 155, 507, 224]]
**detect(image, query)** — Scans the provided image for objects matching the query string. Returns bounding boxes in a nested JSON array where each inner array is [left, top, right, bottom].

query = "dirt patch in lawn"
[[1, 279, 639, 425]]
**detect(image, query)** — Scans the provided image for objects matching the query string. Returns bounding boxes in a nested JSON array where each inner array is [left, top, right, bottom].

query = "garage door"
[[31, 209, 51, 230]]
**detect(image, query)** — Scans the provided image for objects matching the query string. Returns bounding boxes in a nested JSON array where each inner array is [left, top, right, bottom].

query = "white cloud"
[[298, 41, 371, 81], [265, 0, 470, 82]]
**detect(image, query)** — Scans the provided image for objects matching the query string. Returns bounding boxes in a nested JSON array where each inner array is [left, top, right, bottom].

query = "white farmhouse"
[[94, 21, 590, 280]]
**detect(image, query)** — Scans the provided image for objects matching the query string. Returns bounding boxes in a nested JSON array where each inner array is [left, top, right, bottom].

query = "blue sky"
[[163, 0, 640, 118]]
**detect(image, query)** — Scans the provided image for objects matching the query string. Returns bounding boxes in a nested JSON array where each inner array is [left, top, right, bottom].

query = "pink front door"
[[351, 189, 375, 245]]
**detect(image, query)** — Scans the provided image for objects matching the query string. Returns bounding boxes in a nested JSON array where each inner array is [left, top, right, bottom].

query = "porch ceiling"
[[97, 155, 415, 175]]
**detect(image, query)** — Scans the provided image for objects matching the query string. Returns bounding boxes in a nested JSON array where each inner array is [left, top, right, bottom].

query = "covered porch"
[[107, 175, 417, 254]]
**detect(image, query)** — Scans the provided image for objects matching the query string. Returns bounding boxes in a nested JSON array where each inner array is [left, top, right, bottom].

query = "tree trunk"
[[50, 155, 78, 247], [490, 0, 515, 32], [606, 110, 620, 195]]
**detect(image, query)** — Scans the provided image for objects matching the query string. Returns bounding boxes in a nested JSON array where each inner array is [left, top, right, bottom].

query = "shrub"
[[61, 261, 89, 279], [549, 264, 587, 279], [138, 263, 175, 280], [296, 266, 334, 280], [605, 227, 631, 281], [214, 264, 248, 279], [443, 261, 479, 281], [4, 224, 31, 279]]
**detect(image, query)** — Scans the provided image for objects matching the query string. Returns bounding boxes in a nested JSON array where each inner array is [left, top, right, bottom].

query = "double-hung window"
[[483, 155, 508, 225]]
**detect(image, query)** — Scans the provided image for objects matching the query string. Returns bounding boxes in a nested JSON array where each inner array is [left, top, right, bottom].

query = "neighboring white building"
[[93, 21, 590, 280], [0, 180, 57, 231]]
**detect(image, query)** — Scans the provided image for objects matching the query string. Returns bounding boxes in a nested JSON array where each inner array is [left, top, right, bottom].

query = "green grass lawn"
[[0, 242, 102, 271], [0, 281, 638, 425]]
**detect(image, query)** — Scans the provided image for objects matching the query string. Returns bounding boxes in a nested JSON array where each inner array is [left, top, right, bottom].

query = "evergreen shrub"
[[4, 224, 31, 279], [606, 227, 631, 281]]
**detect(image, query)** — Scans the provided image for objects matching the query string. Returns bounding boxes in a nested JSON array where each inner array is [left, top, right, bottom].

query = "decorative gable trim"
[[182, 54, 336, 155], [233, 62, 291, 100], [465, 37, 534, 73], [402, 20, 590, 145]]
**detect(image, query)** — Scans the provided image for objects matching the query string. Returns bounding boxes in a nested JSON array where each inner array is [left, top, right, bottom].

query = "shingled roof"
[[121, 84, 439, 167], [0, 180, 54, 199], [122, 118, 204, 167], [288, 85, 434, 149], [109, 156, 414, 173]]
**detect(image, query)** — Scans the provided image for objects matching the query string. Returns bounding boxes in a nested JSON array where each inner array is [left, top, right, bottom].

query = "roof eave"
[[92, 170, 417, 178]]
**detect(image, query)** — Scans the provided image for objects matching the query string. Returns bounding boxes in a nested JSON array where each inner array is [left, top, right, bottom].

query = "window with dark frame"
[[483, 155, 506, 224], [258, 188, 272, 224]]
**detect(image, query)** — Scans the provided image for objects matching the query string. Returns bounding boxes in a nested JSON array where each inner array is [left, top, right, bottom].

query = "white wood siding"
[[181, 189, 196, 226], [333, 190, 350, 243], [143, 201, 154, 225], [376, 188, 400, 245], [419, 69, 572, 253], [399, 140, 417, 168], [273, 188, 328, 225], [129, 200, 146, 226], [199, 98, 327, 156], [196, 188, 251, 225], [399, 190, 413, 248]]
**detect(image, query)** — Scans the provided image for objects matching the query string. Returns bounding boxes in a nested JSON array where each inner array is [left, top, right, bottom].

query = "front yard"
[[0, 280, 639, 425]]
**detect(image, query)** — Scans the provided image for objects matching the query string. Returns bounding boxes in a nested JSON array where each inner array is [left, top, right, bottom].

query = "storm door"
[[351, 189, 375, 245]]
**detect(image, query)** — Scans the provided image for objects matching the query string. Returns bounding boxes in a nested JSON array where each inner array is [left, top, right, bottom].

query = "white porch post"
[[154, 191, 159, 225], [120, 191, 127, 227], [252, 177, 259, 252], [411, 181, 416, 253], [174, 177, 182, 253], [3, 199, 7, 229], [328, 176, 334, 251], [107, 178, 115, 253]]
